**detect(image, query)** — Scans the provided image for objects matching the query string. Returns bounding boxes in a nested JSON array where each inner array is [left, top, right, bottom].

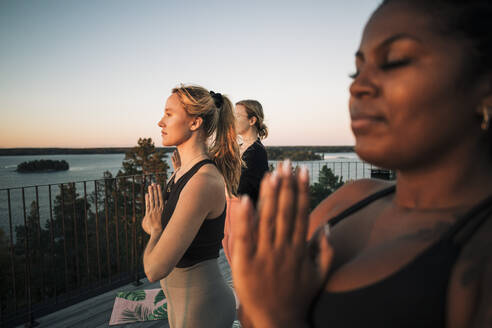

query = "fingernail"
[[282, 159, 291, 175], [324, 224, 331, 238], [241, 195, 250, 206], [270, 170, 278, 185], [300, 165, 308, 182]]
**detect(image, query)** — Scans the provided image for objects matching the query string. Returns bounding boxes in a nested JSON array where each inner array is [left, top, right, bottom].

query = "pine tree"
[[309, 165, 344, 210]]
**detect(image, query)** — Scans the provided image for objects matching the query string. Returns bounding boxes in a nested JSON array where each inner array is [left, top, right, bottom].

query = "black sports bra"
[[310, 185, 492, 327], [162, 159, 226, 268]]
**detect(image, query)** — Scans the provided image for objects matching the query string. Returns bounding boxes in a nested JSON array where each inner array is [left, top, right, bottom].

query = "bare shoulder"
[[181, 164, 223, 195], [308, 179, 394, 237], [178, 163, 225, 215]]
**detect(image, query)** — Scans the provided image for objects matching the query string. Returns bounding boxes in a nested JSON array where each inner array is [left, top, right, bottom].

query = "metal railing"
[[269, 160, 377, 183], [0, 161, 391, 327], [0, 172, 166, 327]]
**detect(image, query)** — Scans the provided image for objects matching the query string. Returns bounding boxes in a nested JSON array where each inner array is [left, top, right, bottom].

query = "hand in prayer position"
[[231, 161, 334, 328], [142, 183, 164, 235]]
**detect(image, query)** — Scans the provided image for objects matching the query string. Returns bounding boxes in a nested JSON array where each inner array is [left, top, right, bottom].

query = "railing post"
[[94, 181, 102, 283], [132, 176, 142, 286], [35, 187, 45, 301], [123, 189, 129, 273], [60, 184, 70, 294], [83, 182, 90, 283], [114, 178, 120, 276], [48, 185, 57, 302], [7, 189, 17, 312], [104, 179, 111, 283], [22, 188, 38, 327], [71, 183, 80, 288]]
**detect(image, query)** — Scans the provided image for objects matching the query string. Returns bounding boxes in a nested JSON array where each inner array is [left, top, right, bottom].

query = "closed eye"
[[349, 70, 359, 79], [380, 59, 411, 70]]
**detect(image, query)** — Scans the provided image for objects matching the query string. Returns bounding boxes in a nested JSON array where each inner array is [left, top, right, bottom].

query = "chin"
[[161, 137, 174, 147], [355, 140, 399, 170]]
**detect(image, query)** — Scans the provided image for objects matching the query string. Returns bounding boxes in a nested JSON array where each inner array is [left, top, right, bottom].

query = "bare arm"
[[143, 171, 223, 282]]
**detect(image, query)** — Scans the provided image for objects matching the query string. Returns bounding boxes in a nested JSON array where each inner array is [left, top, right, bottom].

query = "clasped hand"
[[231, 160, 334, 328], [142, 183, 164, 235]]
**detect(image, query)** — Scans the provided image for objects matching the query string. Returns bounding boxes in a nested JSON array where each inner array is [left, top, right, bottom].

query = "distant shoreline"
[[0, 146, 355, 156]]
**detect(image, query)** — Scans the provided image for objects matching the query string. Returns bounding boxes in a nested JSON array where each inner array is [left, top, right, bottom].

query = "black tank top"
[[162, 159, 226, 268], [311, 186, 492, 327]]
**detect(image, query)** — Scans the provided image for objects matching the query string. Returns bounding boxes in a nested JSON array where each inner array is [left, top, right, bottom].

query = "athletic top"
[[162, 159, 226, 268], [237, 138, 269, 205], [310, 185, 492, 327]]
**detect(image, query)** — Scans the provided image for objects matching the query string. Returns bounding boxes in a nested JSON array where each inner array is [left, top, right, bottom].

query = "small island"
[[16, 160, 69, 173]]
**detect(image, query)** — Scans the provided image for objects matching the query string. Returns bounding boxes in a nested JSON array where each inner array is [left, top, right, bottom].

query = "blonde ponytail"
[[172, 85, 241, 196]]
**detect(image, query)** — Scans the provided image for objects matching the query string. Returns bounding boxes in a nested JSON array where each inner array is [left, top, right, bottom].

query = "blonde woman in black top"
[[142, 85, 241, 328]]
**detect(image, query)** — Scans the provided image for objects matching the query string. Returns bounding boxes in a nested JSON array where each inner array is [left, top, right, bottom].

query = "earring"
[[481, 106, 490, 131]]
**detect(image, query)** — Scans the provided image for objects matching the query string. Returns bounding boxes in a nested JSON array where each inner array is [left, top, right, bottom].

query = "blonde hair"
[[236, 99, 268, 139], [172, 85, 241, 196]]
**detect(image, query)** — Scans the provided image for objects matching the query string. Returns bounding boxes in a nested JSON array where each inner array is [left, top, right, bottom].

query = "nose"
[[158, 117, 165, 128], [349, 69, 378, 99]]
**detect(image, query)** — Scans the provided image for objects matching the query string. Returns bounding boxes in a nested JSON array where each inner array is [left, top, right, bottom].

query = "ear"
[[189, 116, 203, 132], [248, 116, 257, 127], [475, 78, 492, 116]]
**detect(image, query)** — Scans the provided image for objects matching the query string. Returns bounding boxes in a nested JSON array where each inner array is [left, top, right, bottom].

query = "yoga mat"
[[109, 288, 168, 325]]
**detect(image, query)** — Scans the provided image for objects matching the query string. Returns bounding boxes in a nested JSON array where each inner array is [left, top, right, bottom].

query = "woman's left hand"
[[231, 161, 334, 328], [144, 183, 164, 235]]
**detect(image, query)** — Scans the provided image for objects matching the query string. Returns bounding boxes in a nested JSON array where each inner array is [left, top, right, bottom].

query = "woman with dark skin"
[[231, 1, 492, 327]]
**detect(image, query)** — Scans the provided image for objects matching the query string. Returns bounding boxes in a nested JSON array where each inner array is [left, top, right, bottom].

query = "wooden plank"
[[19, 251, 233, 327]]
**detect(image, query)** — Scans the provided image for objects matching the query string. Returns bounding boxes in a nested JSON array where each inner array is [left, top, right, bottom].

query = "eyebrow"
[[355, 33, 422, 61]]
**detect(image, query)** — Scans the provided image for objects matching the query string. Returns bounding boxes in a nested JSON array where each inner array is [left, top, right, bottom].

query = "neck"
[[176, 138, 209, 173], [240, 129, 258, 144], [394, 139, 492, 210]]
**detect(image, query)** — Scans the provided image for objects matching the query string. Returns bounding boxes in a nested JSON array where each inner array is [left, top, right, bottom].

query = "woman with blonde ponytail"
[[223, 99, 269, 264], [141, 84, 240, 327]]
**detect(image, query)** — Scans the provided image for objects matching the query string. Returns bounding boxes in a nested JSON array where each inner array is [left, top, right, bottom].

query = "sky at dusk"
[[0, 0, 381, 148]]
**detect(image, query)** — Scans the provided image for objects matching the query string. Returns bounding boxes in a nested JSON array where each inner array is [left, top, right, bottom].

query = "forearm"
[[143, 230, 166, 282]]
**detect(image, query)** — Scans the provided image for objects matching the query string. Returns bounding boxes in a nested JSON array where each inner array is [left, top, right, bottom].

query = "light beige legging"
[[161, 258, 236, 328]]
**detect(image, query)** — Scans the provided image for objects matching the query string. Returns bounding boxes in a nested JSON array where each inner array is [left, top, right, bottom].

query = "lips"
[[350, 107, 386, 133]]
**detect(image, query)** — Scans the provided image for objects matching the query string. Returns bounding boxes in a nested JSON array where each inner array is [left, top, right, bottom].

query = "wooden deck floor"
[[19, 251, 234, 328]]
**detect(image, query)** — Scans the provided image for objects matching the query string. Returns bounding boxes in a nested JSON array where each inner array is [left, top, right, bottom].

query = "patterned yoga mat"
[[109, 288, 168, 325]]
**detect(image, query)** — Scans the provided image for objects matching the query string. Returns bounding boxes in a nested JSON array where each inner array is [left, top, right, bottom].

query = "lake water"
[[0, 152, 370, 236]]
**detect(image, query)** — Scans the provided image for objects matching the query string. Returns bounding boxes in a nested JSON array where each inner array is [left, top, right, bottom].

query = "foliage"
[[117, 290, 147, 301], [149, 303, 168, 320], [310, 165, 344, 210], [154, 289, 165, 305], [119, 138, 169, 178], [121, 304, 153, 322], [16, 159, 69, 172], [267, 149, 322, 161]]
